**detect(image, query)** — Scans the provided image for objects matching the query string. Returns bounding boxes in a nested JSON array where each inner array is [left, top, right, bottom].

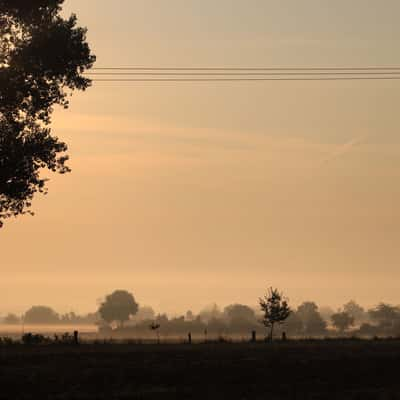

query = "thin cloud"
[[319, 136, 366, 167]]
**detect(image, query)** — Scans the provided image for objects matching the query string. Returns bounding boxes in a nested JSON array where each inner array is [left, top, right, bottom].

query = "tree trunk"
[[270, 323, 274, 341]]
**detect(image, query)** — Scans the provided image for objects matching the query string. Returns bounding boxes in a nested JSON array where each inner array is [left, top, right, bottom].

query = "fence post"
[[188, 332, 192, 345], [74, 330, 79, 345], [251, 330, 257, 343], [282, 331, 287, 341]]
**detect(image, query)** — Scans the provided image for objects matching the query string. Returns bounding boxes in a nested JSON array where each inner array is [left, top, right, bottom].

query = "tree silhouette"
[[296, 302, 327, 336], [150, 321, 161, 344], [331, 311, 355, 334], [259, 288, 291, 340], [0, 0, 95, 226], [343, 300, 366, 323], [199, 304, 222, 323], [281, 312, 303, 336], [3, 313, 20, 324], [98, 290, 139, 328], [224, 304, 256, 323], [368, 303, 400, 329], [24, 306, 60, 324]]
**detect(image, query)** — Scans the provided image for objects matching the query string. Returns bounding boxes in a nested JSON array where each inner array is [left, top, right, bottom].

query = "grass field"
[[1, 340, 400, 399]]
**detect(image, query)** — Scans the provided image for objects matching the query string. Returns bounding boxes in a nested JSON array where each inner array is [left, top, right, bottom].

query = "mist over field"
[[2, 1, 400, 398], [2, 0, 400, 319]]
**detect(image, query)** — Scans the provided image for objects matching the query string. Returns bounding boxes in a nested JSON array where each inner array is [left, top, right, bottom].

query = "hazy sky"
[[2, 0, 400, 315]]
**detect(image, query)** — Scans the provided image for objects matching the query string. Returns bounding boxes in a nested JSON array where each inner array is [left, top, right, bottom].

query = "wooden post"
[[74, 330, 79, 345], [282, 331, 287, 341], [188, 332, 192, 344], [251, 330, 256, 343]]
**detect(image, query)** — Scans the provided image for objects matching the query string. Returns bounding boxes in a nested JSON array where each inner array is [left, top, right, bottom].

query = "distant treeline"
[[99, 300, 400, 339], [2, 292, 400, 338], [1, 308, 98, 326]]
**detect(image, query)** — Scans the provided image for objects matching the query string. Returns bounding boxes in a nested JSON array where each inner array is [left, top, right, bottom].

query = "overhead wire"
[[83, 67, 400, 82]]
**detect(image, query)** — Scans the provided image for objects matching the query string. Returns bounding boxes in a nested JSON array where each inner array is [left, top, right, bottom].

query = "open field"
[[1, 340, 400, 399], [0, 325, 97, 337]]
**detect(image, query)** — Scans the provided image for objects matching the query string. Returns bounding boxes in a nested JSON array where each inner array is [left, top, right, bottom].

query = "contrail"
[[319, 136, 366, 167], [298, 135, 368, 184]]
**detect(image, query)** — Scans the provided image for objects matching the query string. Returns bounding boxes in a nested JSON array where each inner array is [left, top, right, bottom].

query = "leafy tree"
[[132, 306, 155, 323], [281, 312, 303, 336], [259, 288, 291, 340], [343, 300, 366, 323], [368, 303, 400, 329], [98, 290, 139, 328], [59, 311, 99, 325], [60, 312, 78, 323], [185, 310, 195, 321], [0, 0, 95, 226], [199, 304, 222, 323], [24, 306, 59, 324], [3, 313, 20, 324], [296, 302, 327, 336], [331, 311, 355, 334], [319, 306, 335, 321], [224, 304, 256, 323], [223, 304, 257, 333]]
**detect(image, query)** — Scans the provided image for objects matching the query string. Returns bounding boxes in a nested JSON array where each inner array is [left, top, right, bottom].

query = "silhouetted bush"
[[356, 323, 380, 337], [0, 337, 14, 345], [54, 332, 77, 344], [22, 333, 49, 345]]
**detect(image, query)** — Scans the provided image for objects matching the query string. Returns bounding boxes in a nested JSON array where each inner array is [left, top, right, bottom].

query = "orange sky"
[[1, 0, 400, 315]]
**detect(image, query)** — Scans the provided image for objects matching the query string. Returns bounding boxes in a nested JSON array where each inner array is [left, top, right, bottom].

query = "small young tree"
[[331, 311, 355, 334], [150, 322, 161, 344], [259, 288, 291, 340]]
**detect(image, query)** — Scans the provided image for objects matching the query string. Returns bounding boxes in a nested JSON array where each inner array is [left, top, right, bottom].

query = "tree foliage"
[[0, 0, 95, 226], [98, 290, 139, 328], [224, 304, 256, 324], [331, 311, 355, 333], [3, 313, 20, 324], [343, 300, 365, 323], [24, 305, 59, 324], [259, 287, 291, 340], [368, 303, 400, 328], [296, 302, 327, 336], [199, 304, 222, 323]]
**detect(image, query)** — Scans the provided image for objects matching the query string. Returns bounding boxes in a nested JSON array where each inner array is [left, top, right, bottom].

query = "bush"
[[356, 323, 380, 337], [22, 333, 49, 345], [0, 337, 14, 345], [54, 332, 77, 344]]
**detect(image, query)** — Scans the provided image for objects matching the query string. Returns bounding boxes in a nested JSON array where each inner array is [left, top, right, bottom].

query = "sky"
[[1, 0, 400, 316]]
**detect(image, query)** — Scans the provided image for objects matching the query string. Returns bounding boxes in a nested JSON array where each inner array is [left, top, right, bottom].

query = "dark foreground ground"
[[1, 340, 400, 399]]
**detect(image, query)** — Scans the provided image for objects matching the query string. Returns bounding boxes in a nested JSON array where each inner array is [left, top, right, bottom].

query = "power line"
[[85, 72, 400, 76], [92, 66, 400, 71], [87, 66, 400, 83], [91, 77, 400, 82]]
